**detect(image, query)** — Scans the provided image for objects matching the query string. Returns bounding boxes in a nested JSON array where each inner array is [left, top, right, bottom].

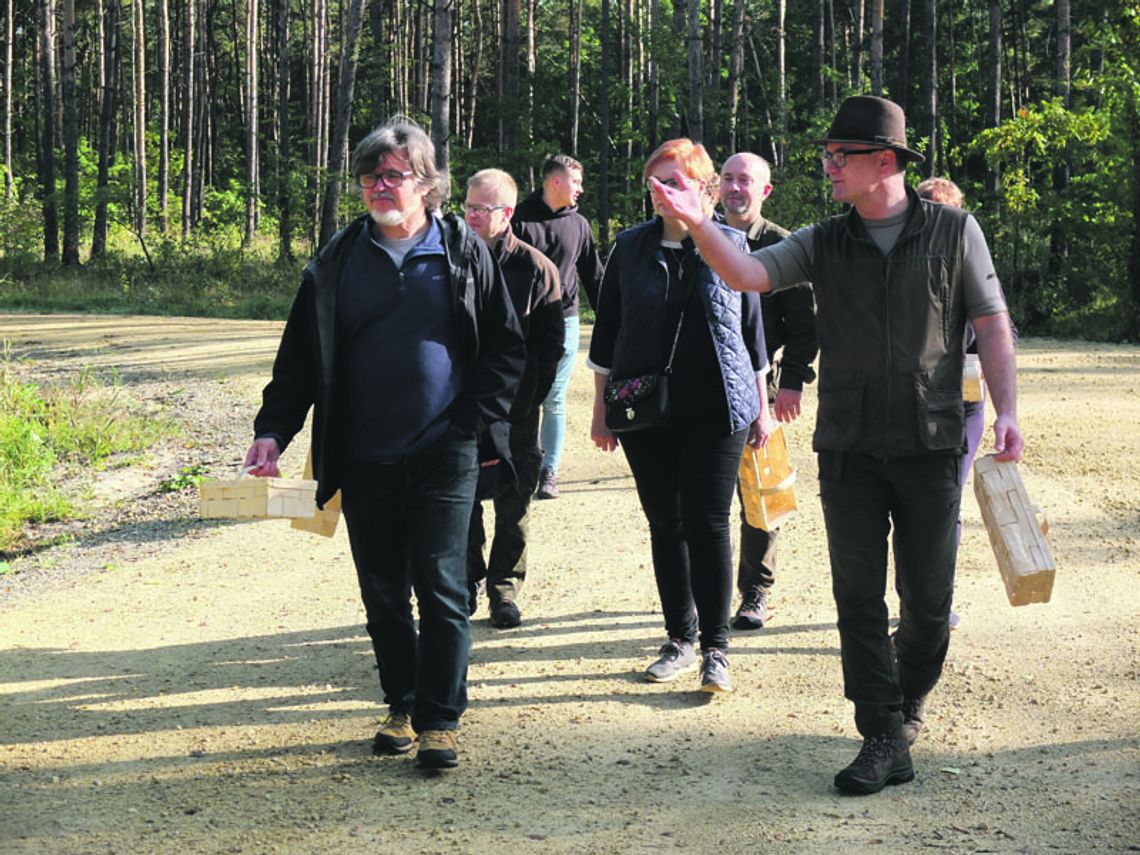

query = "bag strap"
[[662, 245, 700, 375]]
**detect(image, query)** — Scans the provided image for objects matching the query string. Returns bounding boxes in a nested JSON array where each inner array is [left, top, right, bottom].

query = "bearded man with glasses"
[[648, 96, 1021, 795], [244, 117, 525, 771]]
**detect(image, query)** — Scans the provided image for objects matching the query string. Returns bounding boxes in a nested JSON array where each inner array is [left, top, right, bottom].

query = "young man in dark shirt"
[[512, 155, 604, 500]]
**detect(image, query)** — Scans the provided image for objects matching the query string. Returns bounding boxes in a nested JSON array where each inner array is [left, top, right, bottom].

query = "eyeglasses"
[[645, 177, 683, 192], [358, 169, 415, 189], [820, 149, 884, 169], [463, 204, 508, 216]]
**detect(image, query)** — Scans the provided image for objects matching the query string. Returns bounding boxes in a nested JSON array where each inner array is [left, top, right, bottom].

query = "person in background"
[[464, 168, 564, 629], [915, 176, 1017, 632], [718, 151, 818, 631], [512, 154, 605, 500], [243, 117, 525, 771], [588, 138, 768, 695], [647, 97, 1022, 794]]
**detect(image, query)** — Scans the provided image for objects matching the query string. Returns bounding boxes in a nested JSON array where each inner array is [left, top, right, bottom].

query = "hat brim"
[[810, 136, 926, 164]]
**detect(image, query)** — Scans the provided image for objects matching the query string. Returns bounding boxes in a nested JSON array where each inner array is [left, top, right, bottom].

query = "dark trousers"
[[339, 432, 478, 733], [736, 507, 778, 595], [818, 450, 961, 738], [467, 415, 542, 605], [620, 423, 748, 652]]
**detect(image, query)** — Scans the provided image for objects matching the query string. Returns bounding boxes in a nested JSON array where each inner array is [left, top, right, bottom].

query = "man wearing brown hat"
[[648, 96, 1022, 795]]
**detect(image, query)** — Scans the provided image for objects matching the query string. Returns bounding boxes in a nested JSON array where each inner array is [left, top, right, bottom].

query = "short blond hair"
[[466, 168, 518, 207], [916, 177, 964, 209]]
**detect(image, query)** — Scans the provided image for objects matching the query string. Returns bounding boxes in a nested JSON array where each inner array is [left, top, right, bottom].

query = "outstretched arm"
[[647, 172, 773, 293]]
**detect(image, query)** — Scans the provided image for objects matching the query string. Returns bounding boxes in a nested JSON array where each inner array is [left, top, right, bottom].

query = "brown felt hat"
[[812, 96, 925, 164]]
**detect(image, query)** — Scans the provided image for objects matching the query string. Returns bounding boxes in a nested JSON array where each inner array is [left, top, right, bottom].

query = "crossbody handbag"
[[603, 250, 694, 433]]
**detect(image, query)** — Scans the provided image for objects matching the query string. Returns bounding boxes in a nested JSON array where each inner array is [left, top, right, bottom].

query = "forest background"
[[0, 0, 1137, 341]]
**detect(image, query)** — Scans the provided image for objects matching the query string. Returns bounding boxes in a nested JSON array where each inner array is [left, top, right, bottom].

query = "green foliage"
[[157, 464, 208, 494], [0, 348, 177, 553]]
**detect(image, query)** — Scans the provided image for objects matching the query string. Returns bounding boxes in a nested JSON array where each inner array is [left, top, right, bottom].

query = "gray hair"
[[351, 116, 450, 212]]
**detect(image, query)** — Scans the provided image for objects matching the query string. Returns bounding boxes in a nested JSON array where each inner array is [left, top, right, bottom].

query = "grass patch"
[[0, 345, 177, 554]]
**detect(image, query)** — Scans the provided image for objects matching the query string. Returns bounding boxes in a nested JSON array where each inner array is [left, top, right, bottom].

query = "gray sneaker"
[[535, 467, 559, 499], [700, 648, 733, 693], [644, 639, 698, 683]]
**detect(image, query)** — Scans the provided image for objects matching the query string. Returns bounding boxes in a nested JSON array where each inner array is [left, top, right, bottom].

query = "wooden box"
[[199, 473, 317, 520], [972, 454, 1055, 606], [290, 451, 341, 537], [963, 354, 985, 402], [738, 424, 798, 532]]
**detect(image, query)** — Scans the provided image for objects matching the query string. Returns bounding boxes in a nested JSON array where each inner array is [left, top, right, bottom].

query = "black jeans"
[[339, 431, 478, 733], [620, 423, 748, 652], [736, 505, 778, 595], [467, 414, 542, 605], [818, 450, 961, 737]]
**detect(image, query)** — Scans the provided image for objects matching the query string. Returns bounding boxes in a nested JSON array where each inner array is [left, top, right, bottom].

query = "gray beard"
[[369, 208, 408, 226]]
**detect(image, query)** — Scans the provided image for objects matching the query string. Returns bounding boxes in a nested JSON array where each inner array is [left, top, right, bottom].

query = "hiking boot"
[[644, 639, 699, 683], [535, 467, 559, 499], [834, 731, 914, 795], [731, 589, 772, 630], [699, 648, 733, 694], [490, 600, 522, 629], [372, 712, 416, 755], [416, 729, 459, 769], [902, 696, 927, 746]]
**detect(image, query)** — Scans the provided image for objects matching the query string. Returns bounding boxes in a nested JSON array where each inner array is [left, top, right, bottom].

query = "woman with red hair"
[[587, 139, 769, 693]]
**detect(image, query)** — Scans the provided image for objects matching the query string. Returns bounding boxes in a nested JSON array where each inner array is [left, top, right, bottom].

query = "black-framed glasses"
[[820, 149, 884, 168], [358, 169, 415, 189], [463, 203, 508, 216]]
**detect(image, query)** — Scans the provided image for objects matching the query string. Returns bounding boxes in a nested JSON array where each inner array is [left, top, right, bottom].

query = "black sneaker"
[[644, 639, 699, 683], [731, 589, 772, 630], [535, 467, 559, 499], [490, 600, 521, 629], [834, 731, 915, 795], [902, 696, 927, 746], [699, 648, 733, 693]]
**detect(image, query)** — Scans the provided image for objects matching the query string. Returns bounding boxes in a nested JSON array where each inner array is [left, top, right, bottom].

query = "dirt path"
[[1, 313, 1137, 854]]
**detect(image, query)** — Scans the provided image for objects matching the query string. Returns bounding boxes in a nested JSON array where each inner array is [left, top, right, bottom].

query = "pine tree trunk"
[[276, 0, 292, 262], [598, 0, 610, 245], [182, 0, 196, 236], [812, 0, 824, 107], [986, 0, 1001, 193], [777, 0, 786, 166], [850, 0, 864, 90], [725, 0, 745, 153], [464, 0, 483, 148], [869, 0, 883, 95], [685, 0, 701, 142], [896, 0, 910, 111], [921, 0, 936, 176], [429, 0, 452, 171], [132, 0, 146, 236], [500, 0, 519, 153], [39, 0, 59, 261], [318, 0, 365, 247], [60, 0, 79, 264], [3, 0, 13, 199], [245, 0, 259, 243], [157, 0, 169, 232], [91, 0, 119, 258], [568, 0, 580, 154]]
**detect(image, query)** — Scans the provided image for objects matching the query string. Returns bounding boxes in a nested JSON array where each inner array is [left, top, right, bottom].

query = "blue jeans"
[[818, 451, 961, 738], [339, 431, 478, 732], [539, 315, 580, 473]]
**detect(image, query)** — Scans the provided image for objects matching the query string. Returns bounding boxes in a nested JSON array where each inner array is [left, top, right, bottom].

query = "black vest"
[[810, 190, 968, 458]]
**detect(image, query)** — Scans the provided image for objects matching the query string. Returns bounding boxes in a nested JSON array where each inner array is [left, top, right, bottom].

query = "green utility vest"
[[810, 190, 969, 459]]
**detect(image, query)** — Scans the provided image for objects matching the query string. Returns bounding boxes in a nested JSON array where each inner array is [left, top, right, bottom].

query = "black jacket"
[[253, 213, 526, 506], [493, 229, 564, 420], [511, 190, 604, 317]]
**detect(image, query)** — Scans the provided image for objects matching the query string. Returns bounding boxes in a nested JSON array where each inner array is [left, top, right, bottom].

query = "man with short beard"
[[244, 117, 525, 771], [718, 152, 818, 631]]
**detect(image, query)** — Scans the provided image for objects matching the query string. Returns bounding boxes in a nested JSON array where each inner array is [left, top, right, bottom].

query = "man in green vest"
[[648, 96, 1022, 795]]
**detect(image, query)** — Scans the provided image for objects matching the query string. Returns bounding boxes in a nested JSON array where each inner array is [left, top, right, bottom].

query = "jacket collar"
[[842, 185, 927, 245]]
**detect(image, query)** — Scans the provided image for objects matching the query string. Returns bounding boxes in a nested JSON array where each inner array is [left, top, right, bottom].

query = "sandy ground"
[[0, 312, 1137, 854]]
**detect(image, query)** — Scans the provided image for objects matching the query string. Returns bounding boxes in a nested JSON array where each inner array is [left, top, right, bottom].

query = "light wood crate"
[[973, 454, 1055, 606], [738, 424, 798, 532], [963, 354, 985, 402], [290, 450, 341, 537], [199, 475, 317, 520]]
